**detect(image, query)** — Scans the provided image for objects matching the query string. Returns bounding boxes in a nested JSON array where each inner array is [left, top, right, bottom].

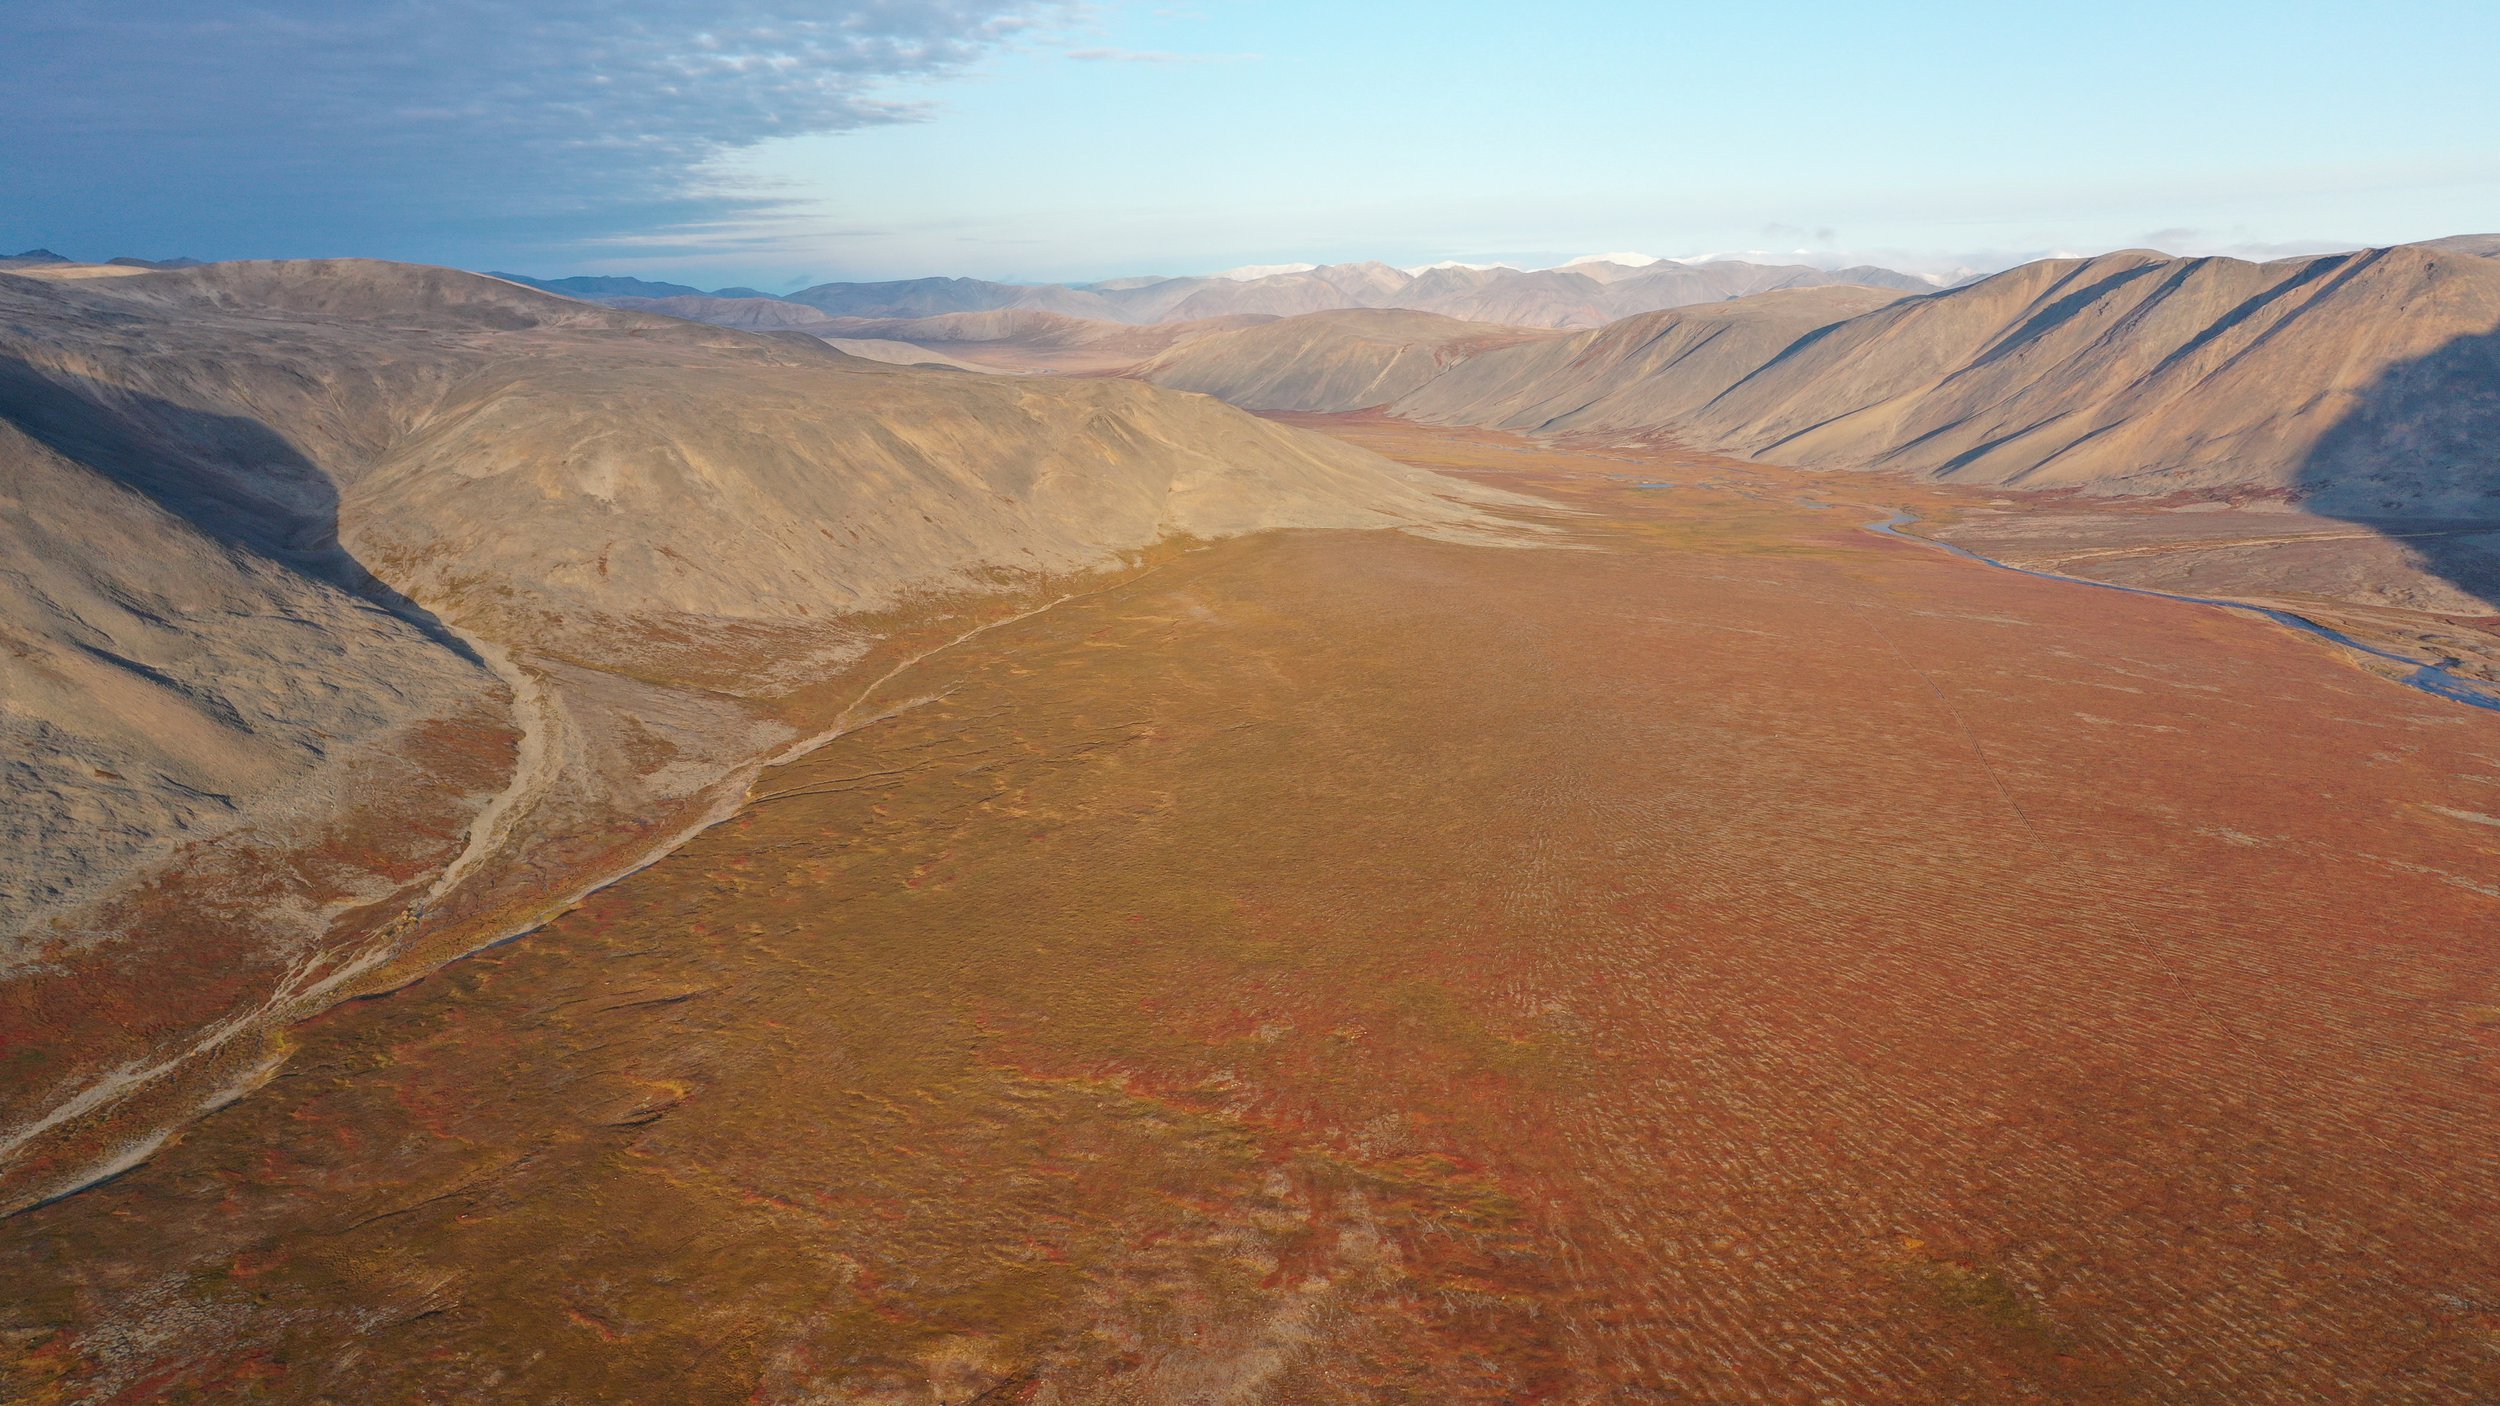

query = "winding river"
[[1862, 510, 2500, 715]]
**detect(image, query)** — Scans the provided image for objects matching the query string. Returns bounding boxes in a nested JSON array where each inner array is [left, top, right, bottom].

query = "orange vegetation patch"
[[3, 427, 2497, 1403], [0, 698, 517, 1207]]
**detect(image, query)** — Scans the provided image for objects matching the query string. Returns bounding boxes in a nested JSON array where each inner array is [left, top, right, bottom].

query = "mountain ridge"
[[1128, 243, 2500, 514]]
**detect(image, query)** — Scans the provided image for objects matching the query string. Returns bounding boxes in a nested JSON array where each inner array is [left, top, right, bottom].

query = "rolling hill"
[[0, 258, 1513, 1210]]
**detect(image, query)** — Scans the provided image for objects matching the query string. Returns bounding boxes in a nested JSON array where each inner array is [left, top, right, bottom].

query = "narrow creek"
[[1863, 510, 2500, 715]]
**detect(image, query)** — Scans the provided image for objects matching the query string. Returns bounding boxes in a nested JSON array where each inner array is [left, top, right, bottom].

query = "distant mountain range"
[[494, 255, 1944, 330]]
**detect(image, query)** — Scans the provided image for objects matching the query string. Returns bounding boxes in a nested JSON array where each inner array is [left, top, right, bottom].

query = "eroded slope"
[[1132, 309, 1565, 412]]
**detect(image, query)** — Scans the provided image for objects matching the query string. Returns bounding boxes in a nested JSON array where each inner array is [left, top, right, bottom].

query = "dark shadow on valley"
[[0, 355, 486, 665], [2297, 321, 2500, 615]]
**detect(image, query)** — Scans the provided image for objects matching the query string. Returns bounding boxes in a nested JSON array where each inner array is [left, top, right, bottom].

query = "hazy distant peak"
[[1212, 262, 1320, 281], [1556, 252, 1666, 270], [1403, 260, 1517, 275]]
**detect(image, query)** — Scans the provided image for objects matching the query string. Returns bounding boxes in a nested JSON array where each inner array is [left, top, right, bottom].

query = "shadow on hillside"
[[2296, 322, 2500, 613], [0, 354, 486, 665]]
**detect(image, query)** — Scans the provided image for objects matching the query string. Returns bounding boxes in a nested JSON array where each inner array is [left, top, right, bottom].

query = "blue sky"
[[5, 1, 2495, 285]]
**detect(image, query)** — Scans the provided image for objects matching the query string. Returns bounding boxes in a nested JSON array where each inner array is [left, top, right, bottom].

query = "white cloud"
[[2, 1, 1076, 261], [1554, 252, 1665, 270]]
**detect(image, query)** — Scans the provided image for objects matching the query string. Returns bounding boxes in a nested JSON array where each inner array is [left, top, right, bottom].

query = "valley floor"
[[6, 426, 2498, 1404]]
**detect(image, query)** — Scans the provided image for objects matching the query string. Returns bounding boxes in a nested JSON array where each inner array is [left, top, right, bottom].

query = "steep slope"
[[1133, 309, 1567, 411], [0, 259, 1512, 1211], [1394, 286, 1911, 431], [0, 414, 492, 935], [1364, 246, 2500, 513]]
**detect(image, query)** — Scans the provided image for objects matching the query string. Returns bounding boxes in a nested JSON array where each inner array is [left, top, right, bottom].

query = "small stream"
[[1863, 510, 2500, 715]]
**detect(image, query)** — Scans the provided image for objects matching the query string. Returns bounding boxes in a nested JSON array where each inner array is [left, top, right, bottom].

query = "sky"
[[5, 0, 2496, 287]]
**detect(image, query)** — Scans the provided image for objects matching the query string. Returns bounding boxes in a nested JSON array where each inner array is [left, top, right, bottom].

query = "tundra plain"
[[5, 418, 2497, 1404]]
